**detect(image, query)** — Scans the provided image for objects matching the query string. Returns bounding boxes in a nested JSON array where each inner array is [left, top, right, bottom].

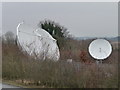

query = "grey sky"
[[0, 3, 2, 35], [2, 2, 118, 37]]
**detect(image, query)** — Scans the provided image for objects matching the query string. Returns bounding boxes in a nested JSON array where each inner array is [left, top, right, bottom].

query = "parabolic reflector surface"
[[17, 22, 60, 61], [88, 39, 112, 60]]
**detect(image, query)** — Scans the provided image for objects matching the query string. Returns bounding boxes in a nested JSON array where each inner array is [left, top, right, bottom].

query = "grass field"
[[1, 33, 119, 88]]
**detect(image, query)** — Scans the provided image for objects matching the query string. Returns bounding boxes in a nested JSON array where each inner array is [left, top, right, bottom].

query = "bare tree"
[[3, 31, 15, 44]]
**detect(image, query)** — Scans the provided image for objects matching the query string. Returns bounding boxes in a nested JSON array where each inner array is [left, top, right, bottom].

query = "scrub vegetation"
[[1, 31, 119, 88]]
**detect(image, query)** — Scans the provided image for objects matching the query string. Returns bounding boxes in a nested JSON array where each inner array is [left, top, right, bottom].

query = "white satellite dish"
[[88, 39, 112, 60], [17, 22, 60, 61]]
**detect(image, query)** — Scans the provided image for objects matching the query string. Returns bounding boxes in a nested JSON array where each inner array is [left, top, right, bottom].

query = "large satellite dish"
[[88, 39, 112, 60], [17, 22, 60, 61]]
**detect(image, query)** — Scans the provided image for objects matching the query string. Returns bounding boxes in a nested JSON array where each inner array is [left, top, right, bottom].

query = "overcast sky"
[[0, 2, 2, 35], [2, 2, 118, 37]]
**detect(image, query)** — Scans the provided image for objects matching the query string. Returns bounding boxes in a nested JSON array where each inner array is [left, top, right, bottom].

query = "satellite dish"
[[17, 22, 60, 61], [88, 39, 112, 60]]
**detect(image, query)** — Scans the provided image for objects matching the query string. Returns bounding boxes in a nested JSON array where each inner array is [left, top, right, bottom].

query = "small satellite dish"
[[17, 22, 60, 61], [88, 39, 112, 60]]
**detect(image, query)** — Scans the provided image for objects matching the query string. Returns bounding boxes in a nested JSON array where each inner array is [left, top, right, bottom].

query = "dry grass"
[[2, 34, 119, 88], [0, 37, 2, 81]]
